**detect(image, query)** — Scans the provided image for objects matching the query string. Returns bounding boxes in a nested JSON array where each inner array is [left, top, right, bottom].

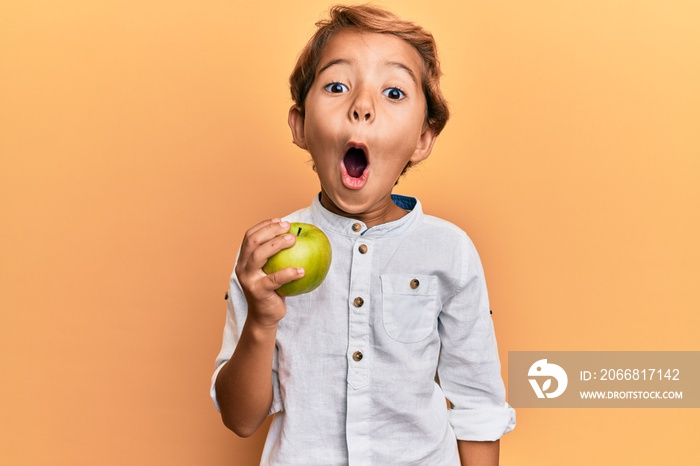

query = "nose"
[[348, 89, 374, 123]]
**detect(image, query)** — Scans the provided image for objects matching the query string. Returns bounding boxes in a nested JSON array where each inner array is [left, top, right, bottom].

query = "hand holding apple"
[[262, 222, 332, 296]]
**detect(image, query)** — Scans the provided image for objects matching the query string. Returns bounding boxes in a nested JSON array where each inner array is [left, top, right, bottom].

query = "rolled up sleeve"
[[210, 271, 283, 415], [437, 239, 516, 441]]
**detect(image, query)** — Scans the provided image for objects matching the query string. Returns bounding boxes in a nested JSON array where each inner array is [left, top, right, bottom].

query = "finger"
[[240, 219, 291, 260], [245, 218, 282, 238], [249, 231, 297, 270], [261, 267, 305, 293]]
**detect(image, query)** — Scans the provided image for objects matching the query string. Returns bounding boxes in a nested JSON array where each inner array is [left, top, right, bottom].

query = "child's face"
[[289, 30, 436, 224]]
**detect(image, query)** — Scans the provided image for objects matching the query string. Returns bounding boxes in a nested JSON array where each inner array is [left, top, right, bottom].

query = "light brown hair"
[[289, 4, 450, 135]]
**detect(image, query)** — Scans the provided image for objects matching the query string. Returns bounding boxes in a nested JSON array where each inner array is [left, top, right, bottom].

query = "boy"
[[212, 5, 515, 465]]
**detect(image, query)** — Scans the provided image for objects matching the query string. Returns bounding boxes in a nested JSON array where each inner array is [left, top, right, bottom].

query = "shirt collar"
[[310, 193, 424, 238]]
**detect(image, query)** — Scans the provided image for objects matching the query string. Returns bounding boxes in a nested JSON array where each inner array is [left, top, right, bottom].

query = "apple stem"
[[297, 227, 302, 236]]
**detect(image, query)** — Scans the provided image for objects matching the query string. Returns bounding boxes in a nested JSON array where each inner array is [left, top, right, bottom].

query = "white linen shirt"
[[212, 194, 515, 465]]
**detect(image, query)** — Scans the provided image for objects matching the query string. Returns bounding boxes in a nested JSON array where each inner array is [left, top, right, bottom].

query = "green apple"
[[262, 222, 332, 296]]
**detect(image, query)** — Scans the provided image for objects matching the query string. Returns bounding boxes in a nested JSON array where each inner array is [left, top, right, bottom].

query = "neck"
[[319, 191, 408, 228]]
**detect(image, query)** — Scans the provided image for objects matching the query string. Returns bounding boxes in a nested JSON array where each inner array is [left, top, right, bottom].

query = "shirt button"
[[353, 297, 364, 307], [410, 278, 420, 289], [352, 222, 362, 232], [352, 351, 363, 362], [358, 244, 368, 254]]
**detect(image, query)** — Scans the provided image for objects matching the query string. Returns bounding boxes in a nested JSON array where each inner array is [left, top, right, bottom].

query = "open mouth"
[[340, 143, 370, 190], [343, 147, 368, 178]]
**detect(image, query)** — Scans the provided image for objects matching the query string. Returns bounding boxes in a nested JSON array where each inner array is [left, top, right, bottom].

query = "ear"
[[288, 105, 308, 150], [409, 126, 437, 164]]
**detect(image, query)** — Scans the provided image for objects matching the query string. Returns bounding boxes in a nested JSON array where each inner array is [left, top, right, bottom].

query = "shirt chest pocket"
[[380, 274, 438, 343]]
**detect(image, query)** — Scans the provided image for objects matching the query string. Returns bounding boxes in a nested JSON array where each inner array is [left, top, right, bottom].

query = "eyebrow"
[[316, 58, 351, 77], [316, 58, 419, 84], [386, 61, 418, 84]]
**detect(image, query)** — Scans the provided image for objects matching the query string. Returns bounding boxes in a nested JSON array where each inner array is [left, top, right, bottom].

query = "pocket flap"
[[381, 273, 437, 296]]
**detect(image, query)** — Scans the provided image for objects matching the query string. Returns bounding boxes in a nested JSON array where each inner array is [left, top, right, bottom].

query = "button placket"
[[347, 236, 372, 388]]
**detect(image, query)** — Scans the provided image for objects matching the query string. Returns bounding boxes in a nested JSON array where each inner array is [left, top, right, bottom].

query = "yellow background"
[[1, 0, 698, 464]]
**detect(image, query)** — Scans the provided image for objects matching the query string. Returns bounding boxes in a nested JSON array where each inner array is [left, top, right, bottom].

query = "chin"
[[322, 191, 369, 216]]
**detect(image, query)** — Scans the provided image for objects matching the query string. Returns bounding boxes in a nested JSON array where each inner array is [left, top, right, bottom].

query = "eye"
[[382, 87, 406, 100], [324, 82, 349, 94]]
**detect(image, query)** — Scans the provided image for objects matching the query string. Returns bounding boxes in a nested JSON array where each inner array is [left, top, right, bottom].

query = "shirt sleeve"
[[436, 237, 516, 441], [210, 269, 283, 415]]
